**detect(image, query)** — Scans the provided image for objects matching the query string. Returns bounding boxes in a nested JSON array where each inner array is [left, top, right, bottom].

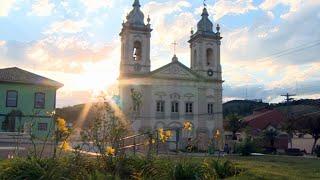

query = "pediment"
[[150, 62, 199, 80]]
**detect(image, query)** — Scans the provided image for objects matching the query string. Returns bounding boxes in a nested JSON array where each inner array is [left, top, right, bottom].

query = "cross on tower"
[[172, 41, 177, 55], [203, 0, 207, 7]]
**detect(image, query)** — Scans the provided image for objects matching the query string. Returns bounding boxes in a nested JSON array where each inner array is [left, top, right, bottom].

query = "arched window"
[[206, 48, 213, 66], [193, 50, 197, 66], [133, 41, 142, 61]]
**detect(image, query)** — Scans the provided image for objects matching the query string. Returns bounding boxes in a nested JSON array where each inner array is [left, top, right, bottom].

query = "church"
[[119, 0, 223, 149]]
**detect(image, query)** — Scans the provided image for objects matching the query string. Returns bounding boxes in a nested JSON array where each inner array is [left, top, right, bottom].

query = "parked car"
[[285, 148, 304, 156]]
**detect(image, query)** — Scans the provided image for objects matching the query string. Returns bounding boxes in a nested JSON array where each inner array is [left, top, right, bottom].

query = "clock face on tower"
[[207, 69, 214, 77]]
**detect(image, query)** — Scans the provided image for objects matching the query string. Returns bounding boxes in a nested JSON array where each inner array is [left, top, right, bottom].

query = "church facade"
[[119, 0, 223, 149]]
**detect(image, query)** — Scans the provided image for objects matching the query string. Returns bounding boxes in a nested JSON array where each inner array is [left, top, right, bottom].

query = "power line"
[[224, 39, 320, 73], [263, 42, 320, 61], [257, 39, 320, 62]]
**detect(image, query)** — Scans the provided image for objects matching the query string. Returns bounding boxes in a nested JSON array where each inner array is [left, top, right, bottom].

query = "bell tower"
[[188, 7, 222, 80], [119, 0, 152, 77]]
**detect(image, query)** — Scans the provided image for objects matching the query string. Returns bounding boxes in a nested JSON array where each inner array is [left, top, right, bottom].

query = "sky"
[[0, 0, 320, 107]]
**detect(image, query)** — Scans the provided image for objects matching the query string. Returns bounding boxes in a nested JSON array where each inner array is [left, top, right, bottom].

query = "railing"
[[118, 128, 182, 158], [118, 132, 151, 155]]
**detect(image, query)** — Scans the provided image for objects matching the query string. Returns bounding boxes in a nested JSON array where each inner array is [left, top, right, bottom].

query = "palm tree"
[[225, 114, 245, 140], [262, 128, 279, 148]]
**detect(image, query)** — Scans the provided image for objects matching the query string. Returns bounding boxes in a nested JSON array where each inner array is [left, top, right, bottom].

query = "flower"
[[56, 118, 68, 133], [106, 146, 115, 156], [183, 121, 192, 131], [59, 140, 71, 151], [158, 128, 172, 142], [165, 130, 172, 137], [214, 129, 221, 140]]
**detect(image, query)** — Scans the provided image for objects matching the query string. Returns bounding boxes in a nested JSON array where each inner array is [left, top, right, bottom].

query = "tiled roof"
[[0, 67, 63, 88], [244, 109, 286, 130]]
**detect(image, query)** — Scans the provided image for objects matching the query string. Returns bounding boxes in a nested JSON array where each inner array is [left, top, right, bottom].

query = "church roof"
[[0, 67, 63, 88], [149, 58, 201, 80], [189, 7, 221, 43], [120, 56, 221, 83], [197, 8, 213, 33]]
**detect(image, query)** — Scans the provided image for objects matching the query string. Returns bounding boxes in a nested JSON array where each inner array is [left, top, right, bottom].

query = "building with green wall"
[[0, 67, 63, 137]]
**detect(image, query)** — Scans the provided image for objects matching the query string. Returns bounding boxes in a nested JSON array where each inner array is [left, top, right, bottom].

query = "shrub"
[[315, 145, 320, 157], [136, 158, 172, 179], [206, 159, 241, 179], [0, 158, 66, 180], [169, 162, 207, 180], [236, 138, 257, 156], [0, 156, 242, 179]]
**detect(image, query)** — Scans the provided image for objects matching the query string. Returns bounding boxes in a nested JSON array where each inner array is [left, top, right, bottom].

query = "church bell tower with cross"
[[119, 0, 152, 77], [189, 1, 222, 80]]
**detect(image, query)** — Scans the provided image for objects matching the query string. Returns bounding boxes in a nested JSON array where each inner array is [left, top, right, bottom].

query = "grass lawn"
[[222, 155, 320, 180]]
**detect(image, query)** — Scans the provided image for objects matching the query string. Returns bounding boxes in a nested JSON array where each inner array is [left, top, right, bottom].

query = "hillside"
[[56, 103, 96, 129], [223, 100, 268, 118], [56, 99, 320, 128]]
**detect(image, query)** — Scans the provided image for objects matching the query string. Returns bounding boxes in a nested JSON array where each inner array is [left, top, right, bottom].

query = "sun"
[[75, 61, 119, 97]]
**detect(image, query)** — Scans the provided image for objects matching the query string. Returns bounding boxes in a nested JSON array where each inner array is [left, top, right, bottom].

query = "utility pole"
[[281, 93, 296, 148], [281, 93, 296, 104]]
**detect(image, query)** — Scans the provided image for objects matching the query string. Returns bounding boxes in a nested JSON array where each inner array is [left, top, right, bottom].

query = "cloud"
[[30, 0, 55, 16], [141, 1, 194, 64], [44, 19, 89, 34], [198, 0, 257, 20], [80, 0, 113, 12], [0, 0, 16, 16], [221, 1, 320, 66], [259, 0, 320, 19], [223, 78, 320, 103], [0, 40, 6, 46], [0, 34, 119, 73]]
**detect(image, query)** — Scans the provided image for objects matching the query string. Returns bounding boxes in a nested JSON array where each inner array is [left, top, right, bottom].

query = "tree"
[[225, 114, 245, 140], [262, 128, 279, 148], [281, 114, 296, 148], [293, 112, 320, 154], [80, 93, 130, 162]]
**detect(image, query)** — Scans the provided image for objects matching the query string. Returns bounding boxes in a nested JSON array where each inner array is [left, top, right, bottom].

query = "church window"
[[185, 102, 193, 114], [193, 50, 197, 66], [171, 101, 179, 113], [156, 101, 165, 113], [206, 48, 213, 65], [133, 41, 142, 61], [208, 103, 214, 115]]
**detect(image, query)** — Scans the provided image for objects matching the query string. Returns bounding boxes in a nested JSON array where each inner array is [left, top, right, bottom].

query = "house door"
[[7, 116, 16, 132]]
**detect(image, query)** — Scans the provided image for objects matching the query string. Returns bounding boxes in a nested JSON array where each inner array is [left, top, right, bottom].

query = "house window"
[[35, 92, 45, 109], [6, 90, 18, 107], [133, 41, 142, 61], [156, 101, 165, 113], [171, 101, 179, 113], [38, 123, 48, 131], [208, 103, 214, 115], [185, 102, 193, 114]]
